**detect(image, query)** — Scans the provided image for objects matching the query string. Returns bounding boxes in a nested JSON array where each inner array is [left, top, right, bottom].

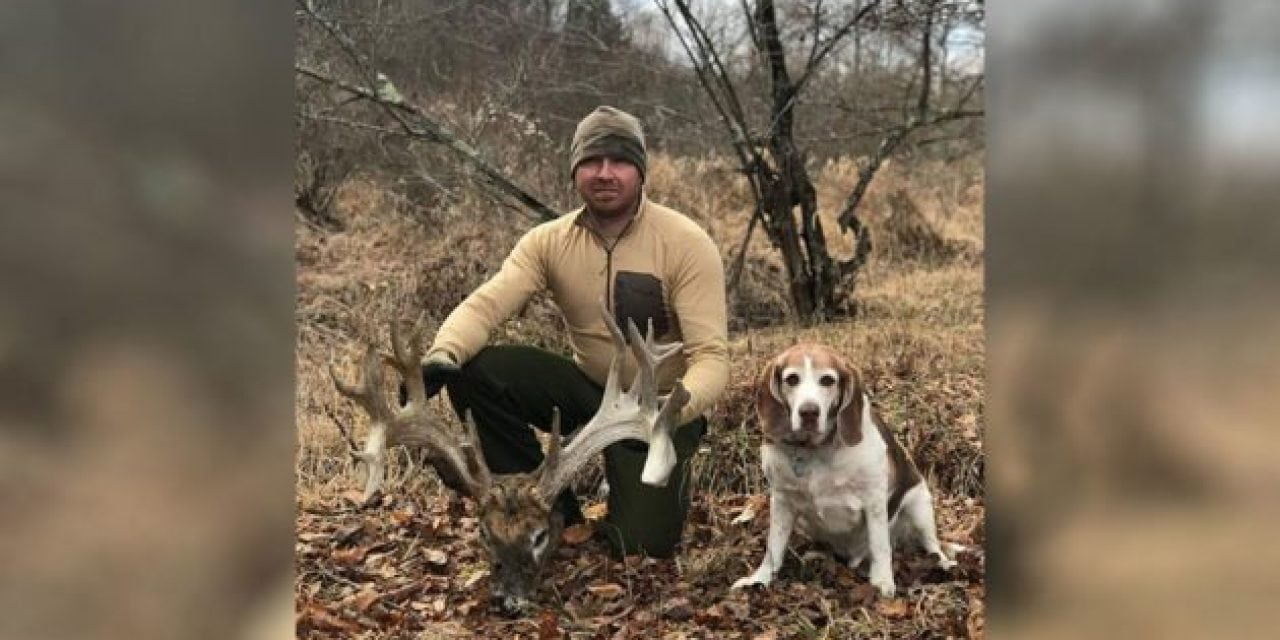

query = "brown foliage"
[[295, 151, 985, 637]]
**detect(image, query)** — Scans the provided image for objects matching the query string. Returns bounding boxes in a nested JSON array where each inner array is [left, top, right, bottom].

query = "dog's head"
[[756, 344, 865, 447]]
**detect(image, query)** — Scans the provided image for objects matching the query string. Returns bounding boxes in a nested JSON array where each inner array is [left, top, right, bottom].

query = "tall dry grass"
[[295, 151, 984, 507]]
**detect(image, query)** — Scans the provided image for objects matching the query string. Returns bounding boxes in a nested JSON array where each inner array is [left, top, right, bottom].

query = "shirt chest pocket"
[[613, 271, 671, 338]]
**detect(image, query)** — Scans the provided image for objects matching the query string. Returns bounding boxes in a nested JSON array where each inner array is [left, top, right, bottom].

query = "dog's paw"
[[845, 553, 868, 570], [937, 556, 958, 571], [732, 572, 772, 590], [870, 569, 895, 598]]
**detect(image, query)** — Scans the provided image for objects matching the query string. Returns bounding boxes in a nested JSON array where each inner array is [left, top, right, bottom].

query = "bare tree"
[[658, 0, 984, 322]]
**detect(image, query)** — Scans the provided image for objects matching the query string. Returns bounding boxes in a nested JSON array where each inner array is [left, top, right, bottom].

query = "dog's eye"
[[819, 375, 837, 387], [784, 373, 800, 386]]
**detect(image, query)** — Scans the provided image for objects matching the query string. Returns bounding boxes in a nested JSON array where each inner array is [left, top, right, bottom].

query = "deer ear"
[[835, 359, 865, 446], [756, 359, 790, 441]]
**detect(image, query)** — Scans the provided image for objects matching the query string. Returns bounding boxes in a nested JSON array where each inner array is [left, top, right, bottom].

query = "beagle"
[[732, 344, 962, 597]]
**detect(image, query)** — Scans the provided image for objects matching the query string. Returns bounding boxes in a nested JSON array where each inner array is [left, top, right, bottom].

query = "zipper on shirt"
[[604, 244, 614, 314], [590, 215, 636, 318]]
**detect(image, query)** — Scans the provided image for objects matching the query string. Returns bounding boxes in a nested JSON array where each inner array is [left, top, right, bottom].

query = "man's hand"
[[421, 353, 461, 398]]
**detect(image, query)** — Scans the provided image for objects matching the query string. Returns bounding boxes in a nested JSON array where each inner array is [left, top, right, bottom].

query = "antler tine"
[[332, 346, 390, 423], [624, 318, 685, 408], [654, 380, 691, 429], [328, 345, 395, 502], [328, 359, 365, 409], [599, 300, 627, 400], [539, 305, 699, 498], [330, 321, 494, 503], [460, 409, 492, 495], [390, 321, 429, 404], [624, 319, 657, 407], [536, 407, 563, 493]]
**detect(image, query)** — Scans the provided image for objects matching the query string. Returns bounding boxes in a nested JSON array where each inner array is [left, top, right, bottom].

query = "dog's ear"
[[756, 358, 789, 441], [835, 357, 865, 446]]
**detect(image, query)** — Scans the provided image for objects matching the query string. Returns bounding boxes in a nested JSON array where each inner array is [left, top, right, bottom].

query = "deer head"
[[330, 304, 689, 616]]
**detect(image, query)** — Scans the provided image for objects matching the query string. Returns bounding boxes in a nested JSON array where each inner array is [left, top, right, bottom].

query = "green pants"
[[439, 345, 705, 558]]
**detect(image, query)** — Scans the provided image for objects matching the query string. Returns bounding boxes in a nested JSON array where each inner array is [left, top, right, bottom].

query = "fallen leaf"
[[562, 524, 593, 545], [298, 603, 359, 632], [695, 603, 726, 627], [732, 494, 769, 525], [850, 582, 878, 607], [333, 522, 364, 546], [875, 598, 911, 619], [537, 609, 561, 639], [341, 489, 367, 506], [332, 545, 370, 566], [662, 597, 693, 621], [967, 585, 986, 637], [424, 548, 449, 568], [390, 507, 415, 527], [721, 598, 750, 621], [352, 588, 380, 612], [588, 583, 626, 599], [583, 502, 608, 520], [752, 629, 778, 640]]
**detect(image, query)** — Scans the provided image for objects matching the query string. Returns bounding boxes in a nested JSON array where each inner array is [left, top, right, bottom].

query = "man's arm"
[[669, 229, 729, 425], [426, 226, 548, 365]]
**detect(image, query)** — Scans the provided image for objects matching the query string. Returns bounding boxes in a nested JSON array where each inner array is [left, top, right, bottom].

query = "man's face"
[[574, 156, 642, 218]]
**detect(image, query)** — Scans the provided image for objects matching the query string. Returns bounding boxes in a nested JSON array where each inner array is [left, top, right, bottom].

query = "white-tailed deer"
[[329, 304, 690, 615]]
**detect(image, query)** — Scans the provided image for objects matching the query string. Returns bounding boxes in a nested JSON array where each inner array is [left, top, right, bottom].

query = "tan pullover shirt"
[[426, 196, 729, 425]]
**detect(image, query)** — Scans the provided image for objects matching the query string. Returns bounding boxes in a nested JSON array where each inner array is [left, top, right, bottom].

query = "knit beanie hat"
[[570, 106, 647, 179]]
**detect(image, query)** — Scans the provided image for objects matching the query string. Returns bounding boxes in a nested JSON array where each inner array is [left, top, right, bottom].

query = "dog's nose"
[[798, 404, 820, 422]]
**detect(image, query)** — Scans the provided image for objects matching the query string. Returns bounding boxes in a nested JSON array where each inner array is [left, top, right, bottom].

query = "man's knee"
[[600, 419, 705, 558]]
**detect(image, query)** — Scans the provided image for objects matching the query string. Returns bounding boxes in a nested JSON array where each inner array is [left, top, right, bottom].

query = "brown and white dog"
[[731, 344, 962, 597]]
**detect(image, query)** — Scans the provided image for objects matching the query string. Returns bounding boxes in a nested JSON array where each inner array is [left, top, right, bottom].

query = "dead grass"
[[295, 150, 985, 637]]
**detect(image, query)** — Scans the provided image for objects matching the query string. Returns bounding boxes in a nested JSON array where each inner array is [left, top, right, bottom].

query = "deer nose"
[[798, 404, 820, 422], [492, 593, 523, 617]]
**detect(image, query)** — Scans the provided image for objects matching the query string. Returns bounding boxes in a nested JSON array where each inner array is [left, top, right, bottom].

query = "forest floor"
[[294, 153, 985, 638]]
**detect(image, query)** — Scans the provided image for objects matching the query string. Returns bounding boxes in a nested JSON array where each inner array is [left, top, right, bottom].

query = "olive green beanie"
[[570, 106, 647, 179]]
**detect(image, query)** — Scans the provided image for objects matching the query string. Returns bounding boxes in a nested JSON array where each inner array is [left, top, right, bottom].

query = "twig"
[[296, 1, 560, 223], [324, 401, 362, 463], [727, 207, 763, 294]]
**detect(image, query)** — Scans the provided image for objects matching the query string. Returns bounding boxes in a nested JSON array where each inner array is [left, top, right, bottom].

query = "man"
[[419, 105, 728, 558]]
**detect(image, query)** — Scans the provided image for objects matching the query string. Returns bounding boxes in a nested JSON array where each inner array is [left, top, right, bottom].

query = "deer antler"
[[538, 303, 692, 500], [330, 321, 491, 503]]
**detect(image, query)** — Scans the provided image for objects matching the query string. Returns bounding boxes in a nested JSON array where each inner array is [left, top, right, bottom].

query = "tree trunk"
[[753, 0, 840, 323]]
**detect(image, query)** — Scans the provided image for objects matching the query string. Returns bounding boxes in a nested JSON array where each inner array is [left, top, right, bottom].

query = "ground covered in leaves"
[[297, 483, 984, 639], [295, 154, 985, 637]]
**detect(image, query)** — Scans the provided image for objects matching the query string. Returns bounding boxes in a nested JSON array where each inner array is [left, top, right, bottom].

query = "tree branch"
[[791, 0, 883, 98], [295, 2, 560, 224], [727, 206, 763, 294], [916, 0, 938, 120], [297, 65, 559, 223], [659, 0, 769, 179]]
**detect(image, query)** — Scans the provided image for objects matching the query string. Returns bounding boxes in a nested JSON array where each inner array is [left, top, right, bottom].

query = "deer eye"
[[531, 528, 548, 549], [784, 373, 800, 386], [819, 375, 837, 387]]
